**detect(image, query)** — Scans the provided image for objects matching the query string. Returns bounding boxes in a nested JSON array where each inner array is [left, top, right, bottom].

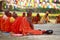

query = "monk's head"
[[45, 11, 49, 18], [4, 10, 9, 16], [27, 11, 32, 17], [4, 10, 11, 17], [8, 13, 12, 17], [36, 13, 40, 17], [22, 12, 25, 17], [12, 12, 18, 19]]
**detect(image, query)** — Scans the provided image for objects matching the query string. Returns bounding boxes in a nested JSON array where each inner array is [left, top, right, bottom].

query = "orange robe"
[[0, 17, 1, 30], [4, 17, 12, 32], [11, 17, 23, 34], [32, 16, 40, 24], [11, 17, 43, 35], [21, 17, 43, 35], [35, 16, 40, 24], [0, 17, 5, 31]]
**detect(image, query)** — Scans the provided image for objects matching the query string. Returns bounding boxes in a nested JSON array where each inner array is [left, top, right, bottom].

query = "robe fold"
[[4, 17, 12, 32], [0, 17, 5, 31], [11, 17, 23, 34]]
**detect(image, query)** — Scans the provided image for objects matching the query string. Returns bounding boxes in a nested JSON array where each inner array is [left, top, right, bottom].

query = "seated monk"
[[11, 12, 23, 34], [56, 15, 60, 23], [3, 11, 12, 32], [10, 12, 18, 23], [5, 11, 19, 33], [32, 13, 41, 24], [11, 17, 24, 34], [27, 11, 34, 29], [0, 11, 8, 32], [11, 12, 26, 34], [40, 11, 50, 24]]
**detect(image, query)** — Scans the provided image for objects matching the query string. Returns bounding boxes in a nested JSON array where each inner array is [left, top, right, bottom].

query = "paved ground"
[[0, 24, 60, 40]]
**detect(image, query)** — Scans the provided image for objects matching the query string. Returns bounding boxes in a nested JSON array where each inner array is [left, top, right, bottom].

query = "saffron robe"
[[4, 17, 12, 32], [11, 17, 43, 35], [0, 17, 5, 31]]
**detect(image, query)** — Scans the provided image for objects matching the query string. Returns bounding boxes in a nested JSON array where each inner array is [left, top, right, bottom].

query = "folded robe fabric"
[[11, 17, 23, 34], [0, 17, 5, 31], [4, 17, 12, 32]]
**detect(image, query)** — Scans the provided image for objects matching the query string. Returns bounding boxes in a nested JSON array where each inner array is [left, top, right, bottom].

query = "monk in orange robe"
[[32, 13, 41, 24], [1, 11, 12, 33], [11, 12, 26, 34], [11, 12, 22, 34], [4, 12, 12, 32], [0, 11, 8, 32], [11, 17, 23, 34]]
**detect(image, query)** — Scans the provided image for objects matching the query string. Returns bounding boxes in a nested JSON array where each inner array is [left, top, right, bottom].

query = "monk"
[[32, 13, 41, 24], [40, 11, 50, 24], [11, 17, 23, 34], [5, 11, 19, 33], [4, 13, 12, 32], [0, 11, 8, 32], [27, 11, 34, 29], [11, 12, 26, 34], [1, 11, 13, 33], [10, 12, 18, 23]]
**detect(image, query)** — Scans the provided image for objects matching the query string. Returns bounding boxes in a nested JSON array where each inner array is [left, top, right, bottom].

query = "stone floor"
[[0, 24, 60, 40]]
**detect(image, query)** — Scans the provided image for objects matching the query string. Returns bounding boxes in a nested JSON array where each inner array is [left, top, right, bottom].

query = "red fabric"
[[11, 17, 43, 35], [11, 17, 23, 34], [4, 17, 12, 32], [0, 17, 5, 31], [34, 16, 40, 23], [32, 16, 40, 24], [21, 17, 43, 35], [20, 17, 32, 35], [30, 30, 43, 35], [0, 17, 1, 30]]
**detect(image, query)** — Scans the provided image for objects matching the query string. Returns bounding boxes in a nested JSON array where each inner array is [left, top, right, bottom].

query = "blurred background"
[[0, 0, 60, 13]]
